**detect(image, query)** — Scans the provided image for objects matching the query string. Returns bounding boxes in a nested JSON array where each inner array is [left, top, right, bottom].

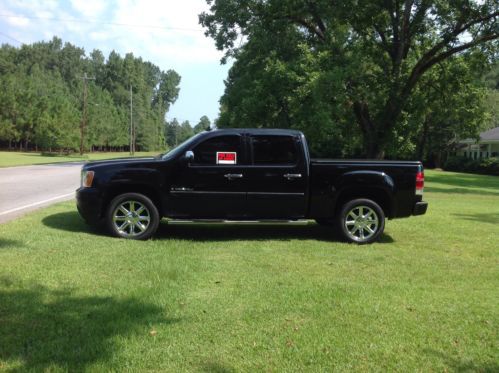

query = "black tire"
[[106, 193, 160, 240], [337, 198, 385, 244], [315, 218, 334, 226]]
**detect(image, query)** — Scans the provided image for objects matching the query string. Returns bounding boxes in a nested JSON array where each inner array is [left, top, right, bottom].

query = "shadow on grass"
[[425, 186, 499, 197], [42, 211, 395, 244], [0, 278, 172, 371], [42, 212, 105, 235], [452, 212, 499, 225], [0, 238, 22, 249], [424, 349, 499, 372], [200, 361, 236, 373], [426, 172, 499, 190]]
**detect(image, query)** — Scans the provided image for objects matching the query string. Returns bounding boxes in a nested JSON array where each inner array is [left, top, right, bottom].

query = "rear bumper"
[[76, 187, 103, 223], [413, 201, 428, 216]]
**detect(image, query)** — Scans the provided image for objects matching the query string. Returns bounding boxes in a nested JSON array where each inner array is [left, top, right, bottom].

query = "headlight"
[[81, 170, 95, 188]]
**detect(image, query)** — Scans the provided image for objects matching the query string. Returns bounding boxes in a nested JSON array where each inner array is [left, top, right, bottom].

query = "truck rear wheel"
[[338, 199, 385, 244], [106, 193, 160, 240]]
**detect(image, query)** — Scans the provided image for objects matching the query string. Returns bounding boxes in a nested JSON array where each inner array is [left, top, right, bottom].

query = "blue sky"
[[0, 0, 232, 125]]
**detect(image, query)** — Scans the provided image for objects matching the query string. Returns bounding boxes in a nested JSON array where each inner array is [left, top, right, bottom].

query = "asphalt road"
[[0, 162, 83, 223]]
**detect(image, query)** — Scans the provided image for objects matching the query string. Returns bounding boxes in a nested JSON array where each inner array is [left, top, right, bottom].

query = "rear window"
[[251, 135, 298, 165]]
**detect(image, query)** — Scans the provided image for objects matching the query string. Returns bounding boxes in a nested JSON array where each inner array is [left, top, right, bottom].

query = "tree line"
[[201, 0, 498, 162], [0, 37, 189, 153]]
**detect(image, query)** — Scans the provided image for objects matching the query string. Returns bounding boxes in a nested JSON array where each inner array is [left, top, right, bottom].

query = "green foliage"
[[194, 115, 211, 133], [444, 156, 499, 176], [0, 37, 182, 152], [201, 0, 499, 158], [165, 119, 196, 147]]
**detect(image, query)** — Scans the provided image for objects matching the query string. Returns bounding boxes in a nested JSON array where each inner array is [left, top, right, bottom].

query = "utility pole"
[[80, 73, 95, 155], [130, 84, 134, 155]]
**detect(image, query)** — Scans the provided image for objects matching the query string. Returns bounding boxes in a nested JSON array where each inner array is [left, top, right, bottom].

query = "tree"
[[194, 115, 211, 133], [200, 0, 499, 158], [165, 118, 180, 147], [178, 121, 194, 143], [0, 38, 181, 152], [482, 62, 499, 130]]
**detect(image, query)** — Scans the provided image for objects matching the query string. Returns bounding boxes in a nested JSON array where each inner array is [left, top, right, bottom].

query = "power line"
[[0, 31, 24, 44], [0, 14, 203, 32]]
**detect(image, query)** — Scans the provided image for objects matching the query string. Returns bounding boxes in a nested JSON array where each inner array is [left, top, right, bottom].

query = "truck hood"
[[83, 157, 158, 170]]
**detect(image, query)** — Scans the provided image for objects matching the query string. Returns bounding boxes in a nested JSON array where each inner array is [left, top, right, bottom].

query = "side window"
[[192, 135, 242, 165], [251, 135, 298, 165]]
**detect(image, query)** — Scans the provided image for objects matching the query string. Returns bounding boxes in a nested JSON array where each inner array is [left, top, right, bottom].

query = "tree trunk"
[[416, 117, 429, 161], [353, 101, 385, 159]]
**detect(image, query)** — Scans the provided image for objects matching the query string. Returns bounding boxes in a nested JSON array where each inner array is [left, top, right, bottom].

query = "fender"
[[101, 167, 165, 214], [332, 170, 396, 216]]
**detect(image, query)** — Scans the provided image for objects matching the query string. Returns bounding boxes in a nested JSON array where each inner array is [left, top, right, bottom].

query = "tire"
[[106, 193, 160, 240], [337, 198, 385, 244]]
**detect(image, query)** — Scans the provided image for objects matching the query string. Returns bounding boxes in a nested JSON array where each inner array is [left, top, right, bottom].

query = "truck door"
[[244, 134, 308, 219], [168, 134, 248, 219]]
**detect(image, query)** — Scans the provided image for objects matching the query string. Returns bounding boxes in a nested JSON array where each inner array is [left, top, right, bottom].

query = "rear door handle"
[[224, 173, 243, 180], [283, 173, 302, 180]]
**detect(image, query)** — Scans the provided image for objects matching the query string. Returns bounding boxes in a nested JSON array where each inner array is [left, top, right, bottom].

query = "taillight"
[[415, 167, 424, 196]]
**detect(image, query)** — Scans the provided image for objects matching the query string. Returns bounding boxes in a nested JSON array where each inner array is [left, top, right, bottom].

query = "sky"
[[0, 0, 232, 125]]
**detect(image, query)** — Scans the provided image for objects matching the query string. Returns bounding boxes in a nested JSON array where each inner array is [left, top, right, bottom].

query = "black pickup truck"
[[76, 129, 427, 244]]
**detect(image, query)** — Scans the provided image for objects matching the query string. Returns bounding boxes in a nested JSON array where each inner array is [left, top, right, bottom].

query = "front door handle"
[[283, 173, 302, 180], [224, 173, 243, 180]]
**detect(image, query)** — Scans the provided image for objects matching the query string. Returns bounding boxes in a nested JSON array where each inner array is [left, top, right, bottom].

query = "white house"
[[458, 126, 499, 159]]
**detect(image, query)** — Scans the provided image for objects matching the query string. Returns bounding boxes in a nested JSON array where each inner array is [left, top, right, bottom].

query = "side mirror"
[[183, 150, 194, 163]]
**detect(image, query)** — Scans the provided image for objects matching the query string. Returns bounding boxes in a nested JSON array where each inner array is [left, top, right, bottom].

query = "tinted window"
[[192, 135, 242, 165], [251, 135, 298, 165]]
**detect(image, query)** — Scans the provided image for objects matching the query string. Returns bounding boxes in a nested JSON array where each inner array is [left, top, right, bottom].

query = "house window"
[[479, 152, 482, 158], [464, 151, 467, 158]]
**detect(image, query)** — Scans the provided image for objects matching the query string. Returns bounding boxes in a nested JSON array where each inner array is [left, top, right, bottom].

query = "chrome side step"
[[167, 219, 310, 225]]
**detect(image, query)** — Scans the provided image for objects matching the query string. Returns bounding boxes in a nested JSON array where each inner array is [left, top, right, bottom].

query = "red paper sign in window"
[[216, 152, 237, 164]]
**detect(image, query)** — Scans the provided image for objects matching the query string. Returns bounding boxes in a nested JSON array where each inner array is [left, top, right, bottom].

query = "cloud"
[[109, 0, 222, 65], [70, 0, 107, 18], [1, 0, 222, 65], [5, 15, 30, 28]]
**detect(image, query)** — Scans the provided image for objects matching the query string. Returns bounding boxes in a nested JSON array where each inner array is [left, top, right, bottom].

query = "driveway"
[[0, 162, 83, 223]]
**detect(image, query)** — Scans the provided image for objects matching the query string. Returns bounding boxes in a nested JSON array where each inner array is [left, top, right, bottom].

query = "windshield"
[[160, 132, 204, 160]]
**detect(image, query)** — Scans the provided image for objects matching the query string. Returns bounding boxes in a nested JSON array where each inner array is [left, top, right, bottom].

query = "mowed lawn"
[[0, 170, 497, 371], [0, 151, 159, 168]]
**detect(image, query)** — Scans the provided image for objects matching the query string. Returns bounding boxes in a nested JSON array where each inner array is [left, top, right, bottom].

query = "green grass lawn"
[[0, 151, 159, 168], [0, 170, 497, 371]]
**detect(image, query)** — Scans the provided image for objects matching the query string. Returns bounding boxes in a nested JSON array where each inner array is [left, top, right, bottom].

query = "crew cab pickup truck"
[[76, 129, 427, 244]]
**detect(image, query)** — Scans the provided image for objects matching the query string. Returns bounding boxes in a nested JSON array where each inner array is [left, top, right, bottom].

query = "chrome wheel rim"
[[112, 200, 150, 237], [344, 205, 379, 242]]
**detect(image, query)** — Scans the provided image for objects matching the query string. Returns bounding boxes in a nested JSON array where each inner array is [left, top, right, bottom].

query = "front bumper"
[[413, 201, 428, 216], [76, 187, 103, 223]]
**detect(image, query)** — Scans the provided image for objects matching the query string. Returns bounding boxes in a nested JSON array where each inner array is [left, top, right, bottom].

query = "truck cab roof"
[[209, 128, 304, 136]]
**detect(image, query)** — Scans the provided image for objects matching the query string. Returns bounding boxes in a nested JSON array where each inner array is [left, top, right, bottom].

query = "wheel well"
[[334, 188, 392, 218], [102, 185, 163, 217]]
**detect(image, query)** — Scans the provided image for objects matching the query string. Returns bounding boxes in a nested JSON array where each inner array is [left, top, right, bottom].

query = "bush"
[[443, 156, 499, 176]]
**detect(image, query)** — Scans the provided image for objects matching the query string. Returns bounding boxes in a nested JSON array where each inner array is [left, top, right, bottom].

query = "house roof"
[[480, 126, 499, 141], [461, 126, 499, 143]]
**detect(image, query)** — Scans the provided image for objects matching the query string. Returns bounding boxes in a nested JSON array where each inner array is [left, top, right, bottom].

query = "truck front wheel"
[[338, 199, 385, 244], [106, 193, 160, 240]]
